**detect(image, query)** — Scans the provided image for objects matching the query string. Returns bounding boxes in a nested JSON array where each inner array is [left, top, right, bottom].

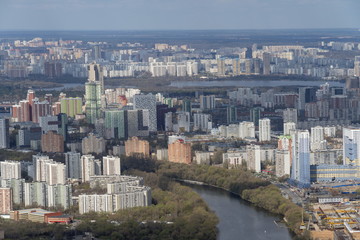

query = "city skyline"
[[0, 0, 359, 31]]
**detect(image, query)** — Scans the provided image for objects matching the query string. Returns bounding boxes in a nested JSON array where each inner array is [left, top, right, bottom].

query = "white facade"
[[103, 156, 121, 176], [0, 161, 21, 180], [259, 118, 271, 142]]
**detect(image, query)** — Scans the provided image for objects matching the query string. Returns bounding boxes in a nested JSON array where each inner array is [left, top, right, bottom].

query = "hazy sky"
[[0, 0, 359, 30]]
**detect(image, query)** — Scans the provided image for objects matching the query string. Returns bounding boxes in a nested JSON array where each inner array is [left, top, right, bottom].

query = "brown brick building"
[[0, 188, 12, 214], [41, 131, 64, 153], [168, 140, 192, 164], [125, 137, 150, 157]]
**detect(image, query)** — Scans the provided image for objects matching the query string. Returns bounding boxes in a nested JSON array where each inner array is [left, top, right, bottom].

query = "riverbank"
[[156, 162, 308, 239]]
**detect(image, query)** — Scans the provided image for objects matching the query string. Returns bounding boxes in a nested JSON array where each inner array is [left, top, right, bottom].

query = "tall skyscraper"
[[85, 63, 104, 124], [133, 94, 157, 132], [65, 152, 81, 179], [0, 118, 9, 149], [291, 130, 310, 188], [259, 118, 271, 142]]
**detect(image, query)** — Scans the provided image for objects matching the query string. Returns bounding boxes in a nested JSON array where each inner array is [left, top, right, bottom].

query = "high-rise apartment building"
[[168, 140, 191, 164], [226, 105, 237, 124], [311, 126, 326, 151], [0, 118, 9, 149], [275, 150, 291, 177], [259, 118, 271, 142], [246, 144, 261, 173], [102, 156, 121, 175], [80, 155, 101, 182], [41, 131, 64, 153], [354, 56, 360, 77], [60, 97, 82, 118], [85, 63, 104, 124], [239, 121, 255, 139], [291, 130, 311, 188], [133, 94, 157, 132], [46, 162, 66, 185], [283, 108, 297, 123], [81, 133, 106, 155], [284, 122, 296, 136], [343, 127, 360, 165], [199, 95, 215, 110], [65, 152, 81, 179], [125, 137, 150, 157], [0, 188, 12, 214], [263, 52, 271, 75], [193, 113, 212, 132], [0, 161, 21, 179]]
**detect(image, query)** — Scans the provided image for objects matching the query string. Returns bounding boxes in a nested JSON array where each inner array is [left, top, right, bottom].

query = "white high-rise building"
[[259, 118, 271, 142], [343, 127, 360, 165], [246, 145, 261, 173], [284, 122, 296, 136], [354, 56, 360, 77], [80, 155, 97, 182], [33, 155, 53, 182], [311, 126, 326, 151], [193, 113, 212, 132], [291, 130, 311, 188], [103, 156, 121, 176], [0, 161, 21, 179], [46, 162, 66, 185], [0, 118, 9, 149], [65, 152, 81, 179], [239, 121, 255, 139]]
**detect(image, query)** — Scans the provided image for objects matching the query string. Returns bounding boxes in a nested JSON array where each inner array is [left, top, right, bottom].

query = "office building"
[[291, 130, 311, 188], [125, 137, 150, 157], [259, 118, 271, 142], [0, 161, 21, 180], [168, 140, 191, 164], [133, 94, 157, 132], [41, 131, 64, 153], [65, 152, 81, 179], [103, 156, 121, 176], [0, 118, 9, 149]]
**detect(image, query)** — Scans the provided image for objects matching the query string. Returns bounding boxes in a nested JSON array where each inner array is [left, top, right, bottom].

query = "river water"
[[191, 184, 293, 240]]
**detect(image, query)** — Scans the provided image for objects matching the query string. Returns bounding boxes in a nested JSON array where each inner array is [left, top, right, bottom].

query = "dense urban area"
[[0, 30, 360, 239]]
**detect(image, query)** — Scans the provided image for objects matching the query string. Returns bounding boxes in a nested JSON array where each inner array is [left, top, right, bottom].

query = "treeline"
[[131, 160, 305, 238], [242, 185, 305, 236], [76, 170, 218, 240]]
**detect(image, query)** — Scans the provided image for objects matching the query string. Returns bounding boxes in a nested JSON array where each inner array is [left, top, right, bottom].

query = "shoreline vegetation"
[[0, 155, 308, 239]]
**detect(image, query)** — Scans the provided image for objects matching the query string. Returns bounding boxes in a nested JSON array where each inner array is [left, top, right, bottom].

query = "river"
[[190, 184, 293, 240]]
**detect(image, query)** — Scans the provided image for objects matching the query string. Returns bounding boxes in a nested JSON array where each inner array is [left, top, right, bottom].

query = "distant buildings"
[[103, 156, 121, 176], [259, 118, 271, 142], [133, 94, 157, 132], [291, 130, 311, 188], [0, 118, 10, 149], [0, 161, 21, 180]]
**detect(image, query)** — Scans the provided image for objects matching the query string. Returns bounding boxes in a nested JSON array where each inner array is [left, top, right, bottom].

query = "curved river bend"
[[191, 184, 293, 240]]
